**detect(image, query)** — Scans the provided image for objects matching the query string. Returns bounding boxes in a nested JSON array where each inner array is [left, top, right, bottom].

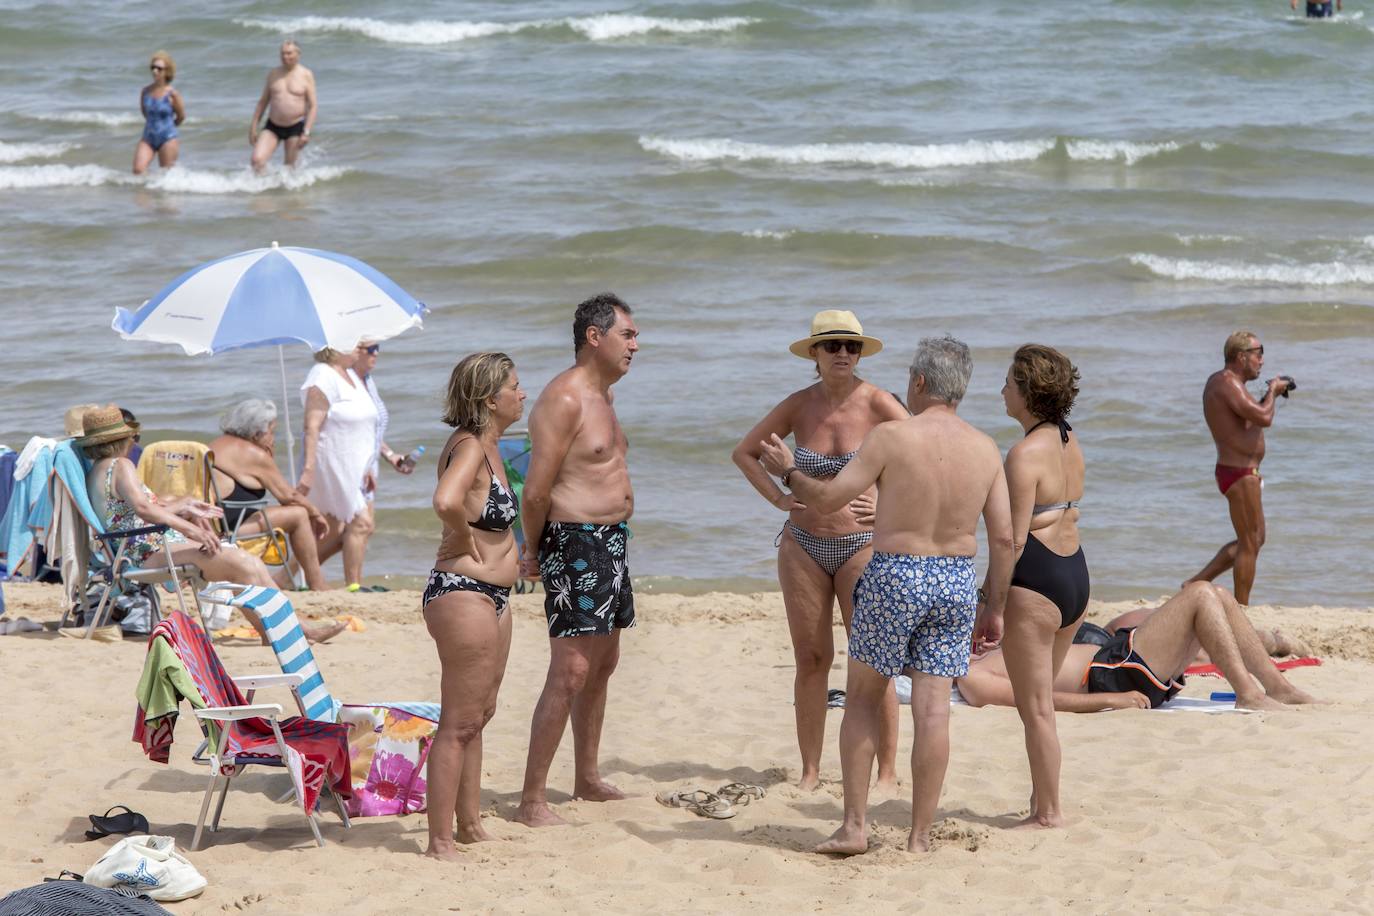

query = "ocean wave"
[[0, 163, 348, 193], [1130, 254, 1374, 286], [640, 135, 1057, 169], [741, 229, 794, 240], [26, 110, 142, 128], [236, 14, 755, 45], [641, 135, 1216, 170], [1174, 233, 1243, 246], [0, 164, 125, 190], [0, 141, 77, 163]]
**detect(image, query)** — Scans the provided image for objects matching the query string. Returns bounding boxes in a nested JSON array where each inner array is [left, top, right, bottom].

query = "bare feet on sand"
[[1270, 685, 1328, 705], [424, 843, 464, 862], [814, 825, 868, 856], [1235, 692, 1288, 712], [514, 802, 568, 828], [1012, 811, 1064, 830], [304, 620, 348, 644], [906, 830, 930, 853], [797, 772, 821, 792], [871, 775, 899, 798], [454, 821, 496, 844], [573, 779, 626, 802]]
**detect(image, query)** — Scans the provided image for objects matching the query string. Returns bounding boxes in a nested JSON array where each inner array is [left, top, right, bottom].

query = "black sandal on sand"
[[827, 688, 846, 708], [85, 805, 150, 840], [654, 789, 736, 819], [716, 783, 766, 806]]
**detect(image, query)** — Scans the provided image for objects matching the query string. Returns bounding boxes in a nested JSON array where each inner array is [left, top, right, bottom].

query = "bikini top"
[[794, 446, 857, 480], [1026, 418, 1081, 516], [445, 440, 518, 532]]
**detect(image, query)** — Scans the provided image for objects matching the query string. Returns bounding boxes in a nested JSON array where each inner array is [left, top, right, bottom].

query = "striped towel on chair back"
[[232, 586, 336, 722]]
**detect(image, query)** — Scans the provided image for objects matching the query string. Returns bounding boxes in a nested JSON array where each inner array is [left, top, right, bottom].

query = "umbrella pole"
[[279, 345, 298, 485]]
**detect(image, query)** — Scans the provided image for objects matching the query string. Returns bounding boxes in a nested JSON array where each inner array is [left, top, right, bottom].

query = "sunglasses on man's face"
[[819, 340, 862, 355], [1243, 345, 1264, 356], [363, 345, 380, 355]]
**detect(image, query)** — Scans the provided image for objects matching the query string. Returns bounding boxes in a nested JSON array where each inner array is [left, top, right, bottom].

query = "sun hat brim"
[[789, 333, 883, 359], [74, 420, 138, 448]]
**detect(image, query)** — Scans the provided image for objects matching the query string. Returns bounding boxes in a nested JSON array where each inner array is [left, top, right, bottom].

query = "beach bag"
[[340, 705, 438, 817], [83, 836, 206, 902], [114, 591, 156, 637]]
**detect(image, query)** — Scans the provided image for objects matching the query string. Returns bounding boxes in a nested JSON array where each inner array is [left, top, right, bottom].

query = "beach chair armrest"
[[232, 673, 306, 691], [97, 524, 168, 543], [194, 703, 283, 722]]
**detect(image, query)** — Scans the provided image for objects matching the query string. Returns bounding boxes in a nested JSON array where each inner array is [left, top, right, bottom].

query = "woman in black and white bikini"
[[733, 310, 908, 792]]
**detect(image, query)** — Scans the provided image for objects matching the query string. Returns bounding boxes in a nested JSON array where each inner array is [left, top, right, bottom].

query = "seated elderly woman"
[[78, 404, 345, 645], [209, 398, 330, 591]]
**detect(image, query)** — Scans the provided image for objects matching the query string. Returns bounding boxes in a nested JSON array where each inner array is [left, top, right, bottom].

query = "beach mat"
[[1184, 656, 1321, 678]]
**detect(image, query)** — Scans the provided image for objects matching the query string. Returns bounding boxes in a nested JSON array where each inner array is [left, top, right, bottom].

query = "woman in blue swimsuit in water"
[[133, 50, 184, 174], [734, 310, 909, 792]]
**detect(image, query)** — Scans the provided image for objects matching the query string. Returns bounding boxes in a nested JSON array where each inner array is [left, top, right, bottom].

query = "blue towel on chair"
[[0, 441, 54, 573]]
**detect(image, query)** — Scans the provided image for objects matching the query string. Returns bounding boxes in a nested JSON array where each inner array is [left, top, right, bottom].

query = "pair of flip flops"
[[85, 806, 149, 841], [655, 783, 766, 819]]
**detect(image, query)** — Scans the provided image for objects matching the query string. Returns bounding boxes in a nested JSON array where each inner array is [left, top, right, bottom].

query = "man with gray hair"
[[249, 39, 317, 172], [760, 334, 1014, 855]]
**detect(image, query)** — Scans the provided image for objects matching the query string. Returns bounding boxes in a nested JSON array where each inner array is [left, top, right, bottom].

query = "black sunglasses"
[[149, 64, 165, 72], [363, 344, 380, 355], [1242, 345, 1264, 356], [819, 340, 863, 355]]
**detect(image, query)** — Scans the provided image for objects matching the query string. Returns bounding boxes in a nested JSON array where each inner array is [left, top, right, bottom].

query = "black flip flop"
[[85, 805, 149, 840]]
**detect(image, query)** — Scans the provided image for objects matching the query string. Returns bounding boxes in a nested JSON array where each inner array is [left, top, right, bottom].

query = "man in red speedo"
[[1186, 330, 1292, 605]]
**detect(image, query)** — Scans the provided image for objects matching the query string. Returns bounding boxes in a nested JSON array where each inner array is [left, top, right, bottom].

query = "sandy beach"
[[1, 582, 1370, 913]]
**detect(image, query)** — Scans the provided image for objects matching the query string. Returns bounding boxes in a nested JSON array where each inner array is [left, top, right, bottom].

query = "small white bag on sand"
[[202, 585, 235, 631], [84, 835, 207, 901]]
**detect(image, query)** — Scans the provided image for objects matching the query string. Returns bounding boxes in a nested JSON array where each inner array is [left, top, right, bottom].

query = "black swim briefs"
[[538, 521, 635, 638], [265, 119, 306, 141], [1084, 628, 1184, 709]]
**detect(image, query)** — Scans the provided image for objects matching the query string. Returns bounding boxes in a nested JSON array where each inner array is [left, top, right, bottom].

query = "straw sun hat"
[[789, 309, 883, 359], [74, 405, 138, 447]]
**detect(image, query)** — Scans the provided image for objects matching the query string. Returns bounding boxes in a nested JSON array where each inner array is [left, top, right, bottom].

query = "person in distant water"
[[1293, 0, 1340, 18], [732, 310, 908, 793], [760, 335, 1014, 856], [133, 51, 184, 175], [1186, 331, 1292, 606], [514, 292, 639, 829], [208, 398, 331, 591], [299, 347, 378, 592], [423, 353, 525, 859], [956, 582, 1321, 712], [249, 40, 316, 172]]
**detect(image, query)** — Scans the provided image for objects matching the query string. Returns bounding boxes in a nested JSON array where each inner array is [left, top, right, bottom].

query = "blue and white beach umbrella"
[[112, 241, 426, 355], [113, 242, 427, 480]]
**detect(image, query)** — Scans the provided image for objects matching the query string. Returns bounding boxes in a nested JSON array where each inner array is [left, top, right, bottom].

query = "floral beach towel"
[[339, 705, 439, 817]]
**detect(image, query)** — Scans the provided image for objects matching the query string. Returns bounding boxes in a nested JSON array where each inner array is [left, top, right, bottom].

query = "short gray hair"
[[221, 398, 278, 438], [910, 335, 972, 404]]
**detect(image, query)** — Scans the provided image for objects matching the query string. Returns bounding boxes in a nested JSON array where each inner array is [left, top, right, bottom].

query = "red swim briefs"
[[1215, 463, 1259, 495]]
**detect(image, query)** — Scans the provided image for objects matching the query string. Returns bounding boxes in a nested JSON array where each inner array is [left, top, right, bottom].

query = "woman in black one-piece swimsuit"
[[994, 344, 1088, 831]]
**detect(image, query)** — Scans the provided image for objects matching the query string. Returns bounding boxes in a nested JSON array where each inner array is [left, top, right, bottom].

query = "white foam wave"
[[0, 141, 77, 164], [1064, 139, 1181, 165], [0, 162, 348, 194], [1175, 233, 1243, 246], [640, 136, 1057, 169], [0, 164, 125, 190], [565, 15, 755, 40], [237, 14, 754, 45], [28, 110, 142, 127], [741, 229, 794, 240], [1131, 254, 1374, 286], [146, 165, 350, 194]]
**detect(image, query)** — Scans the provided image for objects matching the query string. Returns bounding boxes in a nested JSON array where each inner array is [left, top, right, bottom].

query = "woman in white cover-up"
[[299, 347, 379, 590]]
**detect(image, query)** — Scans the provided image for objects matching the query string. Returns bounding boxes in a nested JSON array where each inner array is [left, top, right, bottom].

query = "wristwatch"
[[977, 587, 988, 603], [781, 466, 799, 487]]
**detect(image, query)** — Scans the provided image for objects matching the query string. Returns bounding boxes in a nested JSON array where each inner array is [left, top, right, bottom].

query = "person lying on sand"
[[956, 582, 1323, 712]]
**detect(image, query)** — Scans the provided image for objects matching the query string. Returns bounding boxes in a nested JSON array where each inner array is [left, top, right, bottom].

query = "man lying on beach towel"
[[956, 582, 1323, 711]]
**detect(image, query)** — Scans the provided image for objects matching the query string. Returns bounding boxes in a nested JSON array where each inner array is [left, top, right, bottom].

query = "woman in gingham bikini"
[[732, 310, 909, 792]]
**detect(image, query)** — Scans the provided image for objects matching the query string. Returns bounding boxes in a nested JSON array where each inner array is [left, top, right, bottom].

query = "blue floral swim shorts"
[[847, 552, 978, 678]]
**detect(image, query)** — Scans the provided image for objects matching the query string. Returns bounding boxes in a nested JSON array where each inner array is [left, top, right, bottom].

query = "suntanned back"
[[870, 410, 1003, 557]]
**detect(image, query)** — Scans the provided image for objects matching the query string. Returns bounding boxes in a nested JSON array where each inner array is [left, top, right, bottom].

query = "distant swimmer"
[[1293, 0, 1340, 17], [1186, 331, 1294, 605], [133, 50, 184, 175], [249, 40, 316, 172]]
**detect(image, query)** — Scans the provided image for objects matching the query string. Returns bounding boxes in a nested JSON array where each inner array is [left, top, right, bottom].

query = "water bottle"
[[398, 445, 425, 472]]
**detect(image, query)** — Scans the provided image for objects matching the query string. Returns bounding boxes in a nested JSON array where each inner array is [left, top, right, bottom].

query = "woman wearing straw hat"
[[79, 405, 344, 645], [732, 310, 908, 792]]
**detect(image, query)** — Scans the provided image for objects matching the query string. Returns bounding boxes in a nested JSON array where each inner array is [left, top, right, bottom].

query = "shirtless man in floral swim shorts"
[[761, 334, 1014, 855]]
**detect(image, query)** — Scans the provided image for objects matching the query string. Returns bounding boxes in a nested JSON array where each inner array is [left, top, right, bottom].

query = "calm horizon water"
[[2, 1, 1372, 605]]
